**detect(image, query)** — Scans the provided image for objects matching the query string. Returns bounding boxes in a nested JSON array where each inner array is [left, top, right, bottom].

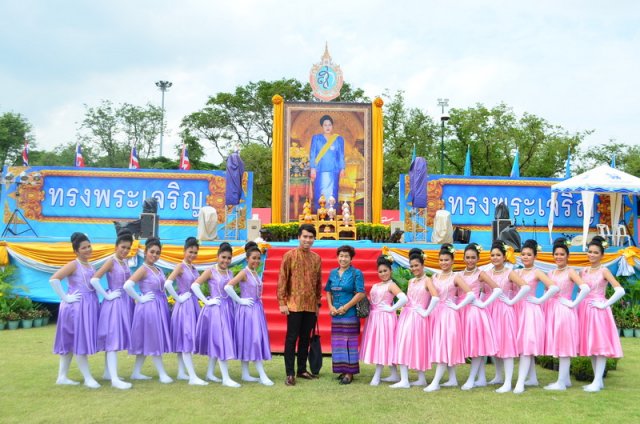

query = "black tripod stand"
[[1, 208, 37, 237]]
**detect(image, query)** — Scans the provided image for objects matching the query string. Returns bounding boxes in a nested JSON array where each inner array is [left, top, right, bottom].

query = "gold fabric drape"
[[271, 94, 284, 223], [372, 97, 384, 224]]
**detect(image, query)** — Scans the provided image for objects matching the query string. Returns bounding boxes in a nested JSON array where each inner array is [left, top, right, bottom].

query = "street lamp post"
[[438, 98, 449, 174], [155, 80, 173, 157]]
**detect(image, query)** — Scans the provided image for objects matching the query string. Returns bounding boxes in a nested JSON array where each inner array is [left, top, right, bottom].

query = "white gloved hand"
[[224, 284, 254, 306], [500, 285, 531, 306], [89, 277, 121, 301], [191, 282, 220, 306], [381, 292, 408, 313], [164, 279, 188, 304], [473, 288, 502, 309], [592, 286, 625, 309], [560, 284, 591, 309], [124, 280, 155, 304], [50, 278, 80, 303], [447, 292, 474, 311], [177, 292, 192, 303], [527, 285, 559, 305], [417, 296, 440, 317]]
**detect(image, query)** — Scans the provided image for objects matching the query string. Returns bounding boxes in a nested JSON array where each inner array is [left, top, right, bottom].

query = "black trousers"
[[284, 311, 317, 376]]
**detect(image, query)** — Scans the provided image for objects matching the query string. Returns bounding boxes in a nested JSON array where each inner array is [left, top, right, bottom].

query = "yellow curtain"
[[271, 94, 284, 223], [372, 97, 384, 224], [0, 241, 9, 266]]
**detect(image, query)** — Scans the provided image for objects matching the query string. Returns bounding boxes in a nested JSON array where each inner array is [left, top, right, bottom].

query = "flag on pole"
[[463, 146, 472, 176], [75, 144, 85, 167], [129, 146, 140, 169], [411, 144, 416, 163], [22, 140, 29, 166], [510, 149, 520, 178], [565, 148, 571, 178], [179, 143, 191, 170], [611, 154, 616, 168]]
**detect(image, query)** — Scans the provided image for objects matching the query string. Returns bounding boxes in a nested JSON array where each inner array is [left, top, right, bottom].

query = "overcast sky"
[[1, 0, 638, 164]]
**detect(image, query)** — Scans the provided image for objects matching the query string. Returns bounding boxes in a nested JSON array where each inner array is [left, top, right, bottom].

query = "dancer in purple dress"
[[579, 236, 624, 392], [390, 248, 438, 389], [512, 239, 558, 394], [50, 232, 101, 388], [193, 242, 240, 387], [90, 230, 135, 390], [224, 242, 274, 386], [164, 237, 207, 385], [543, 237, 590, 391], [458, 243, 501, 391], [124, 237, 173, 384]]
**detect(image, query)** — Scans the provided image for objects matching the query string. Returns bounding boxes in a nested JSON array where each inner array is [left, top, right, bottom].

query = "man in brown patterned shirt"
[[277, 223, 322, 386]]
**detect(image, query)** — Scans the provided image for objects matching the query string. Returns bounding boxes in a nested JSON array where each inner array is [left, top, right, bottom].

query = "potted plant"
[[632, 305, 640, 338], [41, 308, 51, 326], [20, 307, 36, 329], [32, 308, 45, 328], [570, 357, 594, 382], [6, 311, 20, 330]]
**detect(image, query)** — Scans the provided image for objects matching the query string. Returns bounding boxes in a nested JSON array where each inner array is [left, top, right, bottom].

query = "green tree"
[[29, 142, 98, 167], [0, 112, 32, 166], [577, 141, 640, 177], [117, 103, 163, 159]]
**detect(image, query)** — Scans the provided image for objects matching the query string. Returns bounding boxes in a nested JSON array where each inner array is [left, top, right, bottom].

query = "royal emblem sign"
[[309, 44, 344, 102]]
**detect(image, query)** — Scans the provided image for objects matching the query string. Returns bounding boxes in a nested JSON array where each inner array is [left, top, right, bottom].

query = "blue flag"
[[565, 148, 571, 179], [464, 146, 472, 176], [510, 149, 520, 178], [611, 154, 616, 168], [411, 144, 416, 163]]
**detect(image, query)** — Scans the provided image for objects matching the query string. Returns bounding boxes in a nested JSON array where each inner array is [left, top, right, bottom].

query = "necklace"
[[492, 267, 506, 274], [522, 266, 534, 271], [556, 266, 568, 272], [439, 271, 453, 278], [589, 265, 602, 271], [464, 267, 478, 274]]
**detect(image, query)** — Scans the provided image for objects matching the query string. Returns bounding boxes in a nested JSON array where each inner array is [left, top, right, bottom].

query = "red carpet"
[[263, 247, 381, 353]]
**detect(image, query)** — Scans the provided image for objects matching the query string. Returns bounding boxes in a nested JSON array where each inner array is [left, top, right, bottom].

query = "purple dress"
[[195, 266, 236, 359], [170, 263, 201, 353], [129, 264, 172, 356], [53, 260, 99, 355], [234, 268, 271, 361], [97, 256, 133, 352]]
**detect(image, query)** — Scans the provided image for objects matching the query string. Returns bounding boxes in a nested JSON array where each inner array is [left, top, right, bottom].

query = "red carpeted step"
[[263, 246, 382, 354]]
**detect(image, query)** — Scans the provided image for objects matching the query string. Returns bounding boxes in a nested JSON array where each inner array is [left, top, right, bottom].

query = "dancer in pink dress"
[[50, 232, 101, 389], [360, 255, 408, 386], [390, 248, 438, 389], [483, 241, 530, 393], [164, 237, 207, 385], [512, 239, 558, 394], [458, 243, 502, 391], [544, 237, 591, 391], [579, 236, 624, 392], [424, 244, 475, 393], [90, 230, 134, 390]]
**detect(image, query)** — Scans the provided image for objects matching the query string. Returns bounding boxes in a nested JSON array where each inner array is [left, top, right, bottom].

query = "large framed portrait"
[[282, 102, 372, 222]]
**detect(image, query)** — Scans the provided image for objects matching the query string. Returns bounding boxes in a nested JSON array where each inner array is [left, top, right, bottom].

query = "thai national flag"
[[75, 144, 85, 167], [129, 146, 140, 169], [179, 143, 191, 170], [22, 140, 29, 166]]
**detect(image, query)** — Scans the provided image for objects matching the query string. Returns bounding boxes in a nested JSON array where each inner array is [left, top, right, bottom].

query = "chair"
[[596, 224, 613, 245], [617, 224, 631, 246]]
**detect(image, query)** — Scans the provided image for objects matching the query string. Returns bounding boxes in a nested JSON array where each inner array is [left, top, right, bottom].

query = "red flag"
[[129, 146, 140, 169], [75, 144, 85, 167], [22, 140, 29, 166], [179, 144, 191, 170]]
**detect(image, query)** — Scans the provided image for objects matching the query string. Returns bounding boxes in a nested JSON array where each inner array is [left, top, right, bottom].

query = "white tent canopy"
[[548, 164, 640, 249]]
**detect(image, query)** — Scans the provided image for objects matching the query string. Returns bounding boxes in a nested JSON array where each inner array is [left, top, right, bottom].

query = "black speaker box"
[[140, 213, 158, 239], [492, 219, 512, 241]]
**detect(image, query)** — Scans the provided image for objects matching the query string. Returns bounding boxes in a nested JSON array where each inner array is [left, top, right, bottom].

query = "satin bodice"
[[106, 256, 130, 290], [432, 273, 457, 302], [177, 262, 199, 294], [406, 277, 431, 309], [139, 265, 166, 294], [517, 268, 540, 292], [239, 267, 262, 300], [581, 268, 608, 300], [487, 268, 515, 297], [459, 270, 482, 297], [67, 260, 96, 294], [208, 266, 233, 299], [369, 282, 394, 310], [547, 268, 574, 300]]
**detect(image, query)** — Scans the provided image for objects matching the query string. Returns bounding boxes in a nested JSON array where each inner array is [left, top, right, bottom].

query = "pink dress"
[[515, 269, 546, 355], [430, 273, 465, 366], [459, 270, 497, 358], [360, 282, 397, 366], [486, 269, 518, 358], [394, 277, 432, 371], [578, 268, 623, 358], [545, 268, 579, 357]]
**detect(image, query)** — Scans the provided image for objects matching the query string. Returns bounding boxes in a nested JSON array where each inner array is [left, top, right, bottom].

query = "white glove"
[[124, 280, 155, 304], [499, 285, 531, 306], [417, 296, 440, 318], [164, 279, 191, 304], [559, 284, 591, 309], [50, 278, 80, 304], [89, 277, 121, 301], [527, 285, 559, 305], [473, 288, 502, 309], [379, 292, 408, 313], [224, 284, 254, 306], [591, 286, 625, 309], [191, 282, 221, 306], [446, 291, 475, 311]]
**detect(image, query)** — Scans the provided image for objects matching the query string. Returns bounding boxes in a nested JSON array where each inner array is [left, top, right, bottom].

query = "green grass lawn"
[[1, 326, 639, 423]]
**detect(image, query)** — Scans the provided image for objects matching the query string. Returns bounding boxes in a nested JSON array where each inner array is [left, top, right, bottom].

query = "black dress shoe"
[[285, 375, 296, 386], [336, 373, 345, 381], [340, 374, 353, 385], [296, 371, 317, 380]]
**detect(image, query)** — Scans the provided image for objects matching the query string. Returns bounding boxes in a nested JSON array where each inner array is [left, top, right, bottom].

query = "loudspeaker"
[[247, 219, 261, 241], [390, 221, 405, 243], [492, 219, 511, 241], [140, 213, 158, 239]]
